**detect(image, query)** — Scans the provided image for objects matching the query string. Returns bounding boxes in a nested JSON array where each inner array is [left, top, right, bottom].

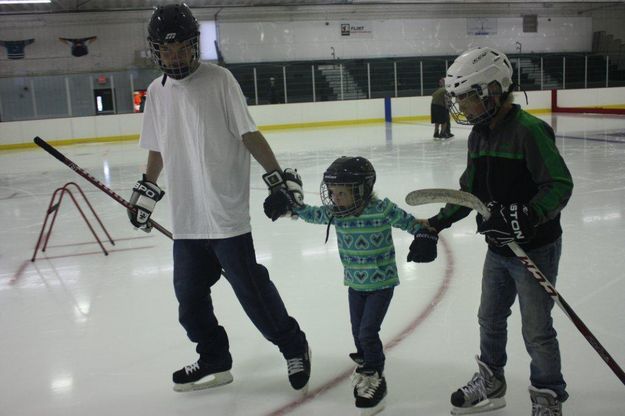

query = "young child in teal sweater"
[[292, 156, 438, 415]]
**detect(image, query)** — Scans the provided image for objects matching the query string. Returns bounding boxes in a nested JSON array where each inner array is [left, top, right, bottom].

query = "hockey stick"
[[33, 136, 173, 240], [406, 188, 625, 386]]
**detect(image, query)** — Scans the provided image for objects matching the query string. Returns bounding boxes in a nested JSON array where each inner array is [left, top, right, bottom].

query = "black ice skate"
[[349, 353, 365, 398], [172, 360, 233, 392], [286, 346, 311, 392], [450, 355, 506, 415], [353, 368, 387, 416], [529, 386, 562, 416]]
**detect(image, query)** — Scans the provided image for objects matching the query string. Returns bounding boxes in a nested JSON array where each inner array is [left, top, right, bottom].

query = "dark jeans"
[[349, 287, 394, 374], [479, 237, 567, 401], [173, 233, 307, 367]]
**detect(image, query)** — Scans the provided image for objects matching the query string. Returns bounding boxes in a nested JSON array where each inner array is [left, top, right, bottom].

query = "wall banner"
[[340, 22, 373, 39], [467, 18, 498, 36]]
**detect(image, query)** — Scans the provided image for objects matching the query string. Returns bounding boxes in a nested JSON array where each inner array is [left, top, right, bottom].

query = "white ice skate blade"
[[359, 398, 386, 416], [295, 383, 309, 397], [450, 397, 506, 415], [173, 370, 233, 392]]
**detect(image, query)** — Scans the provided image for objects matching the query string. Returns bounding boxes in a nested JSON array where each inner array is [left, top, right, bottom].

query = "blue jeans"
[[479, 237, 568, 401], [173, 233, 307, 367], [349, 287, 394, 373]]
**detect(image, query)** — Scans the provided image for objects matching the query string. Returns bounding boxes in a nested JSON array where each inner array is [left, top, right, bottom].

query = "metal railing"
[[232, 53, 625, 106], [1, 53, 624, 122]]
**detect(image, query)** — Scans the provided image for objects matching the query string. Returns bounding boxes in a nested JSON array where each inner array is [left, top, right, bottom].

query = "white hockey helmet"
[[444, 47, 513, 125]]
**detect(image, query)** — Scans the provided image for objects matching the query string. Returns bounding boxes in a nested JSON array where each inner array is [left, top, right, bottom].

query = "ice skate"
[[450, 356, 506, 415], [349, 353, 365, 398], [287, 346, 311, 394], [353, 368, 387, 416], [529, 386, 562, 416], [172, 360, 233, 392]]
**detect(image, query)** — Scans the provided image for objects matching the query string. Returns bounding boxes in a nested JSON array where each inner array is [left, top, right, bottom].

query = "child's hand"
[[416, 219, 437, 233], [407, 229, 438, 263]]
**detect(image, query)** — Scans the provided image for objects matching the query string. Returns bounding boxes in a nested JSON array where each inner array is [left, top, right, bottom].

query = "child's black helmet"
[[320, 156, 376, 217]]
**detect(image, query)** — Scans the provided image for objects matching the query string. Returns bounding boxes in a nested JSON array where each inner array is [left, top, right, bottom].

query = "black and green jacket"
[[429, 104, 573, 256]]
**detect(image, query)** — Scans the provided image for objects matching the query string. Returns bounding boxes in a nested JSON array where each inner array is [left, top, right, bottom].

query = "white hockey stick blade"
[[296, 383, 310, 397], [405, 188, 489, 219], [173, 370, 233, 392]]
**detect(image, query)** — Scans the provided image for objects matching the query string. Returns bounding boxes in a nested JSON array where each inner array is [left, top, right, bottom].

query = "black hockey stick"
[[406, 188, 625, 386], [33, 136, 173, 240]]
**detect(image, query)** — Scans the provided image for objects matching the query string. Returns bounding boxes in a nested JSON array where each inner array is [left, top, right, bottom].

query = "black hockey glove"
[[477, 202, 537, 247], [407, 228, 438, 263], [128, 174, 164, 232], [262, 168, 303, 221]]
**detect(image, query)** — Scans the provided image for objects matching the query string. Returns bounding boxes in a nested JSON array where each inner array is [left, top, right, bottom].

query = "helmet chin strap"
[[160, 61, 199, 86]]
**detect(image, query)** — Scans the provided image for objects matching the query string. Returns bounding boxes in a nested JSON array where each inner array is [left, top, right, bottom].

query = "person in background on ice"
[[127, 3, 310, 394], [285, 156, 438, 415], [420, 47, 573, 415], [267, 76, 281, 104], [431, 78, 454, 140]]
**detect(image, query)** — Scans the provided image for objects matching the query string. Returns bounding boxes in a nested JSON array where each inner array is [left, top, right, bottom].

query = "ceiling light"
[[0, 0, 52, 4]]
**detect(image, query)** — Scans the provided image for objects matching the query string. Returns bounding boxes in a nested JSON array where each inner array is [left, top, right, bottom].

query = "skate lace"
[[350, 368, 363, 387], [287, 357, 304, 376], [460, 372, 489, 402], [184, 362, 200, 375], [532, 402, 562, 416], [356, 374, 381, 399]]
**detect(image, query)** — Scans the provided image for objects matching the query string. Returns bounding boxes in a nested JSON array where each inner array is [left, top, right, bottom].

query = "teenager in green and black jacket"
[[429, 103, 573, 257], [423, 47, 573, 416]]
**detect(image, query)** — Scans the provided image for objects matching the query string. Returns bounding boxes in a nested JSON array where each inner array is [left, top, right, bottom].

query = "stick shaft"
[[33, 136, 172, 240]]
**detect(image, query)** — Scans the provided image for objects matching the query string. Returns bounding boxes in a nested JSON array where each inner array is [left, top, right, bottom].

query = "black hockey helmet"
[[320, 156, 376, 217], [147, 3, 200, 80]]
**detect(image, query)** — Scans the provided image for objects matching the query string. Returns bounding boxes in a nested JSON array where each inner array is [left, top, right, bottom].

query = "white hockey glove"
[[128, 174, 165, 232], [262, 168, 303, 221]]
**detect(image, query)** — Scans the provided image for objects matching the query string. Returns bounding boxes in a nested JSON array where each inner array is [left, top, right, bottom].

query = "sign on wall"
[[466, 18, 498, 36], [340, 22, 373, 38]]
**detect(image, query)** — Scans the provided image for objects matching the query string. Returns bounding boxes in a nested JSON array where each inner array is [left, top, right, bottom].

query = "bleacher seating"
[[225, 50, 625, 106]]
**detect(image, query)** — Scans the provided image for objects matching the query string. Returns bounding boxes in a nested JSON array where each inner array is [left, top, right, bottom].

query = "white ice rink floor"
[[1, 114, 625, 416]]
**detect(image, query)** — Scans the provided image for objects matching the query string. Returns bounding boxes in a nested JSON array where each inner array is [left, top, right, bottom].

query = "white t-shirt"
[[140, 63, 257, 239]]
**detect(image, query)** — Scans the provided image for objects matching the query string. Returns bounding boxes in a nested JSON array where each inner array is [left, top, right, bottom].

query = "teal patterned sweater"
[[294, 198, 423, 291]]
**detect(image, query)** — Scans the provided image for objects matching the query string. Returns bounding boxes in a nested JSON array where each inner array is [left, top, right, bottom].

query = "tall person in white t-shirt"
[[128, 4, 310, 393]]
